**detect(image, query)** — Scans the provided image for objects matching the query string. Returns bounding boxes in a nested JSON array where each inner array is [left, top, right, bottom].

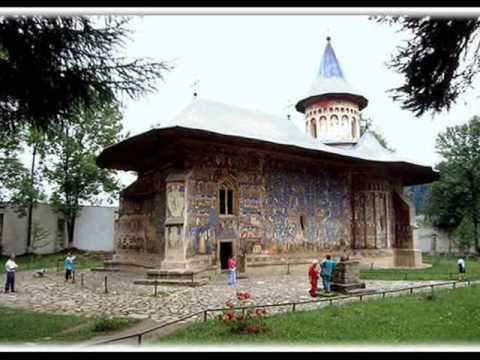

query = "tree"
[[0, 135, 28, 203], [373, 17, 480, 117], [425, 116, 480, 254], [0, 16, 170, 134], [44, 102, 127, 246], [424, 161, 466, 231]]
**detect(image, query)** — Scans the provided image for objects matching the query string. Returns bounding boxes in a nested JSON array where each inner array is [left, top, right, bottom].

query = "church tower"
[[295, 37, 368, 147]]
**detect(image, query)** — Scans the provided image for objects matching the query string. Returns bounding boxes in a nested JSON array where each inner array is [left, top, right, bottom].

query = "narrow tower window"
[[310, 118, 317, 138]]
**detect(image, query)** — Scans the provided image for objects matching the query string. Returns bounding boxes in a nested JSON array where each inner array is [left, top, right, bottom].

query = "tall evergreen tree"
[[373, 17, 480, 117], [0, 16, 170, 134]]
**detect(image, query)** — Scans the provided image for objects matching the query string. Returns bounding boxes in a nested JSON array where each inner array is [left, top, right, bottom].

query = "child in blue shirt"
[[64, 253, 75, 282]]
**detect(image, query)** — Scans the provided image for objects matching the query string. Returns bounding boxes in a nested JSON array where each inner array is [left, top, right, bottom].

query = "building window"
[[300, 215, 305, 231], [352, 117, 357, 138], [310, 119, 317, 138], [219, 178, 237, 216]]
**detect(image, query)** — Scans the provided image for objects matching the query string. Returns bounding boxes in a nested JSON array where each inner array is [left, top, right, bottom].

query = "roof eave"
[[295, 93, 369, 113]]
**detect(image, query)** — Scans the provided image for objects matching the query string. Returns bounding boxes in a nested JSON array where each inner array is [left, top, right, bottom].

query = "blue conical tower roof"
[[318, 38, 345, 79], [295, 37, 368, 113]]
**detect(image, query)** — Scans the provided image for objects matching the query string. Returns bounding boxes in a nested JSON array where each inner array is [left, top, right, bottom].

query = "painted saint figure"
[[308, 260, 319, 297], [320, 254, 337, 293]]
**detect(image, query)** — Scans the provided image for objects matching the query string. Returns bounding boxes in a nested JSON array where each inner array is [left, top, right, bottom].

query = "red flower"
[[244, 292, 251, 299], [255, 308, 262, 316], [226, 311, 234, 320], [236, 314, 244, 321], [247, 325, 259, 334], [226, 302, 234, 308]]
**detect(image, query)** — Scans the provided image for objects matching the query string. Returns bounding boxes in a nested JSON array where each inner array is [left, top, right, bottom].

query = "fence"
[[93, 279, 475, 346], [360, 270, 480, 280]]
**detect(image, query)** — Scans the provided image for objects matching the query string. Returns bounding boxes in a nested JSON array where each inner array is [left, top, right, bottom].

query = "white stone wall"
[[416, 216, 476, 254], [73, 206, 117, 252], [0, 204, 117, 255]]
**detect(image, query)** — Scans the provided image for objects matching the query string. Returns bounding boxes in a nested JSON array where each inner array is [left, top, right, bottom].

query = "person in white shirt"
[[457, 257, 466, 281], [5, 254, 18, 293]]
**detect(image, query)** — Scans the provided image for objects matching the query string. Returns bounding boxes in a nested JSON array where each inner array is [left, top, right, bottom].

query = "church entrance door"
[[219, 241, 233, 270]]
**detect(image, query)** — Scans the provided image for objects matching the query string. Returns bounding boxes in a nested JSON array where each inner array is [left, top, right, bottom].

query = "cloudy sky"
[[116, 14, 479, 187]]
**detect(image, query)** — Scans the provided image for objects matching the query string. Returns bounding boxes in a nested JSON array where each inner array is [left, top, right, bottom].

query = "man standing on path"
[[65, 253, 75, 282], [320, 254, 337, 293], [5, 254, 18, 293]]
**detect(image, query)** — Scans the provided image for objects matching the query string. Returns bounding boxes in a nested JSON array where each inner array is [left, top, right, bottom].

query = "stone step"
[[104, 260, 154, 269], [133, 278, 209, 287], [91, 267, 121, 272], [146, 266, 211, 281]]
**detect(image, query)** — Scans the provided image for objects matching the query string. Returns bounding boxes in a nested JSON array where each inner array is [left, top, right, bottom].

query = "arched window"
[[331, 114, 339, 125], [351, 116, 357, 138], [342, 115, 349, 137], [319, 116, 327, 136], [310, 118, 317, 138], [219, 177, 238, 216]]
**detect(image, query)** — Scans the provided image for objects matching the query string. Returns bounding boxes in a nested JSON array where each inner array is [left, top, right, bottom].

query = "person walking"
[[227, 254, 237, 288], [64, 253, 76, 282], [457, 256, 466, 281], [308, 260, 319, 297], [5, 254, 18, 293], [320, 254, 337, 293]]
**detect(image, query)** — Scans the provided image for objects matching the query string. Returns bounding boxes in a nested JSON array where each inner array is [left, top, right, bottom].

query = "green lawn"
[[0, 305, 138, 344], [360, 255, 480, 280], [157, 284, 480, 345], [0, 250, 108, 273]]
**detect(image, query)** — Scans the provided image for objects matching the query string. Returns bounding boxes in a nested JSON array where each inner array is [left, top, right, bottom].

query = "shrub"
[[216, 291, 268, 335], [93, 317, 130, 332]]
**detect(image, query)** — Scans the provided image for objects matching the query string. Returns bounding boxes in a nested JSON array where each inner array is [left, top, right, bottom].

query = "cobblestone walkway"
[[0, 270, 456, 325]]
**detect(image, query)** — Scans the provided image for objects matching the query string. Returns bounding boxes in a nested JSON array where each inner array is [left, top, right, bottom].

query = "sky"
[[115, 14, 480, 187]]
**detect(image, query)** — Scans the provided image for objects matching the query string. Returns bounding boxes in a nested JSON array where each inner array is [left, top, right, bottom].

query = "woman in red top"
[[308, 260, 319, 297]]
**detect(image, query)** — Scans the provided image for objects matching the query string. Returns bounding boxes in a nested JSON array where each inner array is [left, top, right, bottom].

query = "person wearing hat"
[[308, 259, 319, 297]]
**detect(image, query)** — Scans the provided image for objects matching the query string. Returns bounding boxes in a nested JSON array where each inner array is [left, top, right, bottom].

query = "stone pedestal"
[[331, 259, 366, 294]]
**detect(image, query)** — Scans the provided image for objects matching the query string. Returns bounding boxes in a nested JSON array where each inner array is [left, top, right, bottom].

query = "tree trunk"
[[67, 216, 76, 248], [473, 214, 479, 255], [26, 143, 37, 253]]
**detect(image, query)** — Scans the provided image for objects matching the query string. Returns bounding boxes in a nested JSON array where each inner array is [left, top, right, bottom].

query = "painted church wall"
[[183, 144, 353, 261], [113, 170, 167, 266]]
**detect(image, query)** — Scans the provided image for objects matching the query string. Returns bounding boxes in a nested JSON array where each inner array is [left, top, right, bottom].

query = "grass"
[[360, 255, 480, 281], [157, 284, 480, 345], [0, 305, 138, 344], [0, 249, 108, 273]]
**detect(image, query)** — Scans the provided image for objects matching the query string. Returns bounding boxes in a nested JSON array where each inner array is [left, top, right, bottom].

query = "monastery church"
[[97, 38, 438, 279]]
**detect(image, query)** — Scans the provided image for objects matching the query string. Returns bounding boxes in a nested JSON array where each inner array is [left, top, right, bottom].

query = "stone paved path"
[[0, 270, 457, 325]]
